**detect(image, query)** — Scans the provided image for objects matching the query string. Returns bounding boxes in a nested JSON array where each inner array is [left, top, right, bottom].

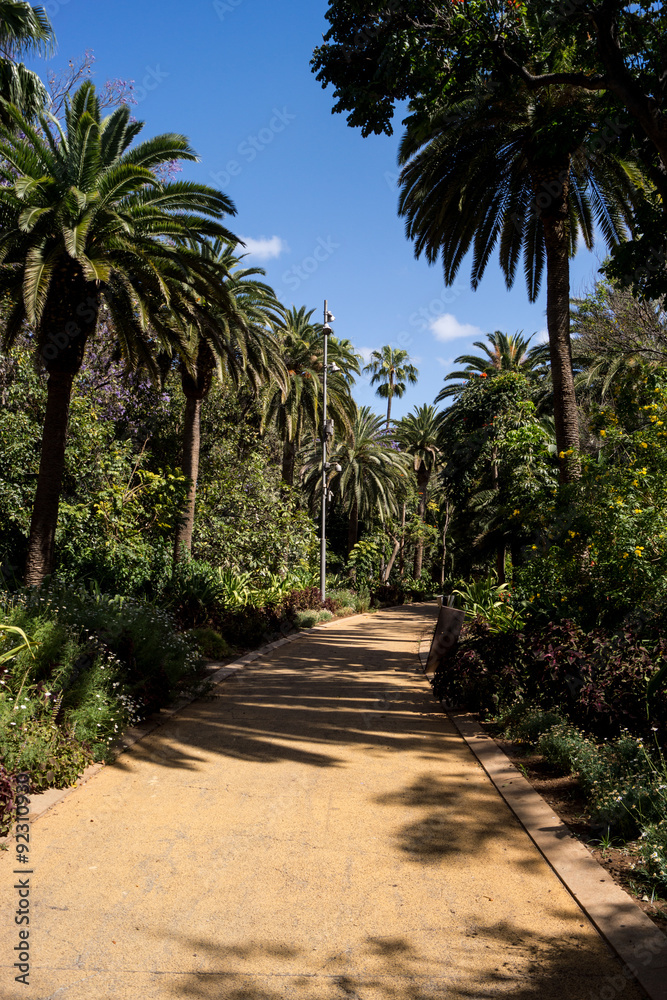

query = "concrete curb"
[[417, 637, 667, 1000], [15, 609, 378, 826]]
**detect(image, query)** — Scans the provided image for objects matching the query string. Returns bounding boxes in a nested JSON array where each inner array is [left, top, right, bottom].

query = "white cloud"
[[535, 327, 549, 344], [238, 235, 288, 260], [430, 313, 484, 343], [357, 346, 375, 364]]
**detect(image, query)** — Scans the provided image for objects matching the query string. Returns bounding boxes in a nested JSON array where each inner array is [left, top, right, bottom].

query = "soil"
[[481, 725, 667, 932]]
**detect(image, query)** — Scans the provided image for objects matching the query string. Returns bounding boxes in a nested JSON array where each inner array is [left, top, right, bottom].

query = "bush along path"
[[0, 603, 649, 999], [432, 606, 667, 911]]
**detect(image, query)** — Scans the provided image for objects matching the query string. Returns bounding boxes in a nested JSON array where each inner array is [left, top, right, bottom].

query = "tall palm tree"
[[398, 82, 641, 481], [0, 1, 54, 120], [396, 404, 442, 578], [302, 405, 409, 556], [173, 242, 286, 563], [263, 306, 359, 486], [0, 82, 239, 585], [363, 345, 419, 429]]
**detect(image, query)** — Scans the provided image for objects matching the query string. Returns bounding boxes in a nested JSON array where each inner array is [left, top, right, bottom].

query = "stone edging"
[[417, 636, 667, 1000]]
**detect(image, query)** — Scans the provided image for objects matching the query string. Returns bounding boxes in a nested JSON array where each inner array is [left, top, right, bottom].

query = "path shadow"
[[154, 921, 647, 1000], [112, 605, 442, 774]]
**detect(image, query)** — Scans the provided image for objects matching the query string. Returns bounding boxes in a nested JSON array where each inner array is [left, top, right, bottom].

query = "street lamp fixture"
[[320, 300, 336, 602]]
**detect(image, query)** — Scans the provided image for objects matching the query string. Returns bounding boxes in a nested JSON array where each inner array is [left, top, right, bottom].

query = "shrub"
[[295, 610, 320, 629], [493, 706, 667, 891], [372, 583, 406, 606], [0, 764, 15, 837], [432, 617, 667, 741], [187, 628, 236, 661]]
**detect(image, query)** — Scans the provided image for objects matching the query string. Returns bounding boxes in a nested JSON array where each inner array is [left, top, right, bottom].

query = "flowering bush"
[[515, 366, 667, 626]]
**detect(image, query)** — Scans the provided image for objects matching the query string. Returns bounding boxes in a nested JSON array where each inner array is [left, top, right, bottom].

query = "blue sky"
[[28, 0, 606, 419]]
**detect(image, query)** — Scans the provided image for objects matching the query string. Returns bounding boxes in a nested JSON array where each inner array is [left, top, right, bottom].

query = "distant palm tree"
[[396, 404, 442, 577], [0, 82, 239, 584], [263, 306, 359, 486], [363, 345, 419, 429], [302, 405, 409, 556], [436, 331, 545, 402], [399, 81, 641, 480], [173, 241, 286, 563], [0, 1, 55, 119]]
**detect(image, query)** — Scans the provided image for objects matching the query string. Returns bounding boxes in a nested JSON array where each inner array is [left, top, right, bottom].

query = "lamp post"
[[320, 300, 334, 602]]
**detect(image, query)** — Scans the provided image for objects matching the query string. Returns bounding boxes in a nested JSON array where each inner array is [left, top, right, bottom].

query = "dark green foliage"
[[0, 763, 15, 836], [433, 617, 667, 742], [187, 628, 236, 661]]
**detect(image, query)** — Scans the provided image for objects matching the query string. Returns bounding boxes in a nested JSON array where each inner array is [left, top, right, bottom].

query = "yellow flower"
[[623, 553, 628, 559], [558, 451, 565, 459], [531, 545, 537, 550], [600, 429, 606, 436], [634, 509, 642, 514], [640, 441, 648, 448], [633, 480, 639, 486]]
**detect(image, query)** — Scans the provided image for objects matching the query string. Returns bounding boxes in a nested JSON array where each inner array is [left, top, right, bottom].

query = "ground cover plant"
[[490, 706, 667, 897]]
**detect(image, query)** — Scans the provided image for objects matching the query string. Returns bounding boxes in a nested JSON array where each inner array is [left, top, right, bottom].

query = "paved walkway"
[[0, 605, 646, 999]]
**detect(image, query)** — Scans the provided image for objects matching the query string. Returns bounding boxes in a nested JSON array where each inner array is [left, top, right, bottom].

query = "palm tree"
[[0, 1, 54, 120], [363, 345, 419, 429], [396, 404, 442, 578], [302, 405, 409, 557], [435, 330, 545, 403], [263, 306, 359, 486], [173, 242, 286, 563], [398, 82, 641, 481], [0, 82, 239, 585]]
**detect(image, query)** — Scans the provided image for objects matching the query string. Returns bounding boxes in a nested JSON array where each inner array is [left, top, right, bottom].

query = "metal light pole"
[[320, 300, 333, 602]]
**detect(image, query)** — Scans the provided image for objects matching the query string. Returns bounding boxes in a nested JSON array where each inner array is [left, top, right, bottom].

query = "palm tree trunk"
[[24, 372, 75, 586], [399, 502, 406, 576], [412, 466, 429, 579], [281, 439, 297, 487], [386, 372, 394, 430], [174, 395, 202, 563], [347, 497, 359, 558], [440, 500, 450, 587], [24, 267, 99, 586], [174, 347, 214, 565], [492, 446, 505, 584], [541, 196, 580, 483], [382, 537, 401, 583]]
